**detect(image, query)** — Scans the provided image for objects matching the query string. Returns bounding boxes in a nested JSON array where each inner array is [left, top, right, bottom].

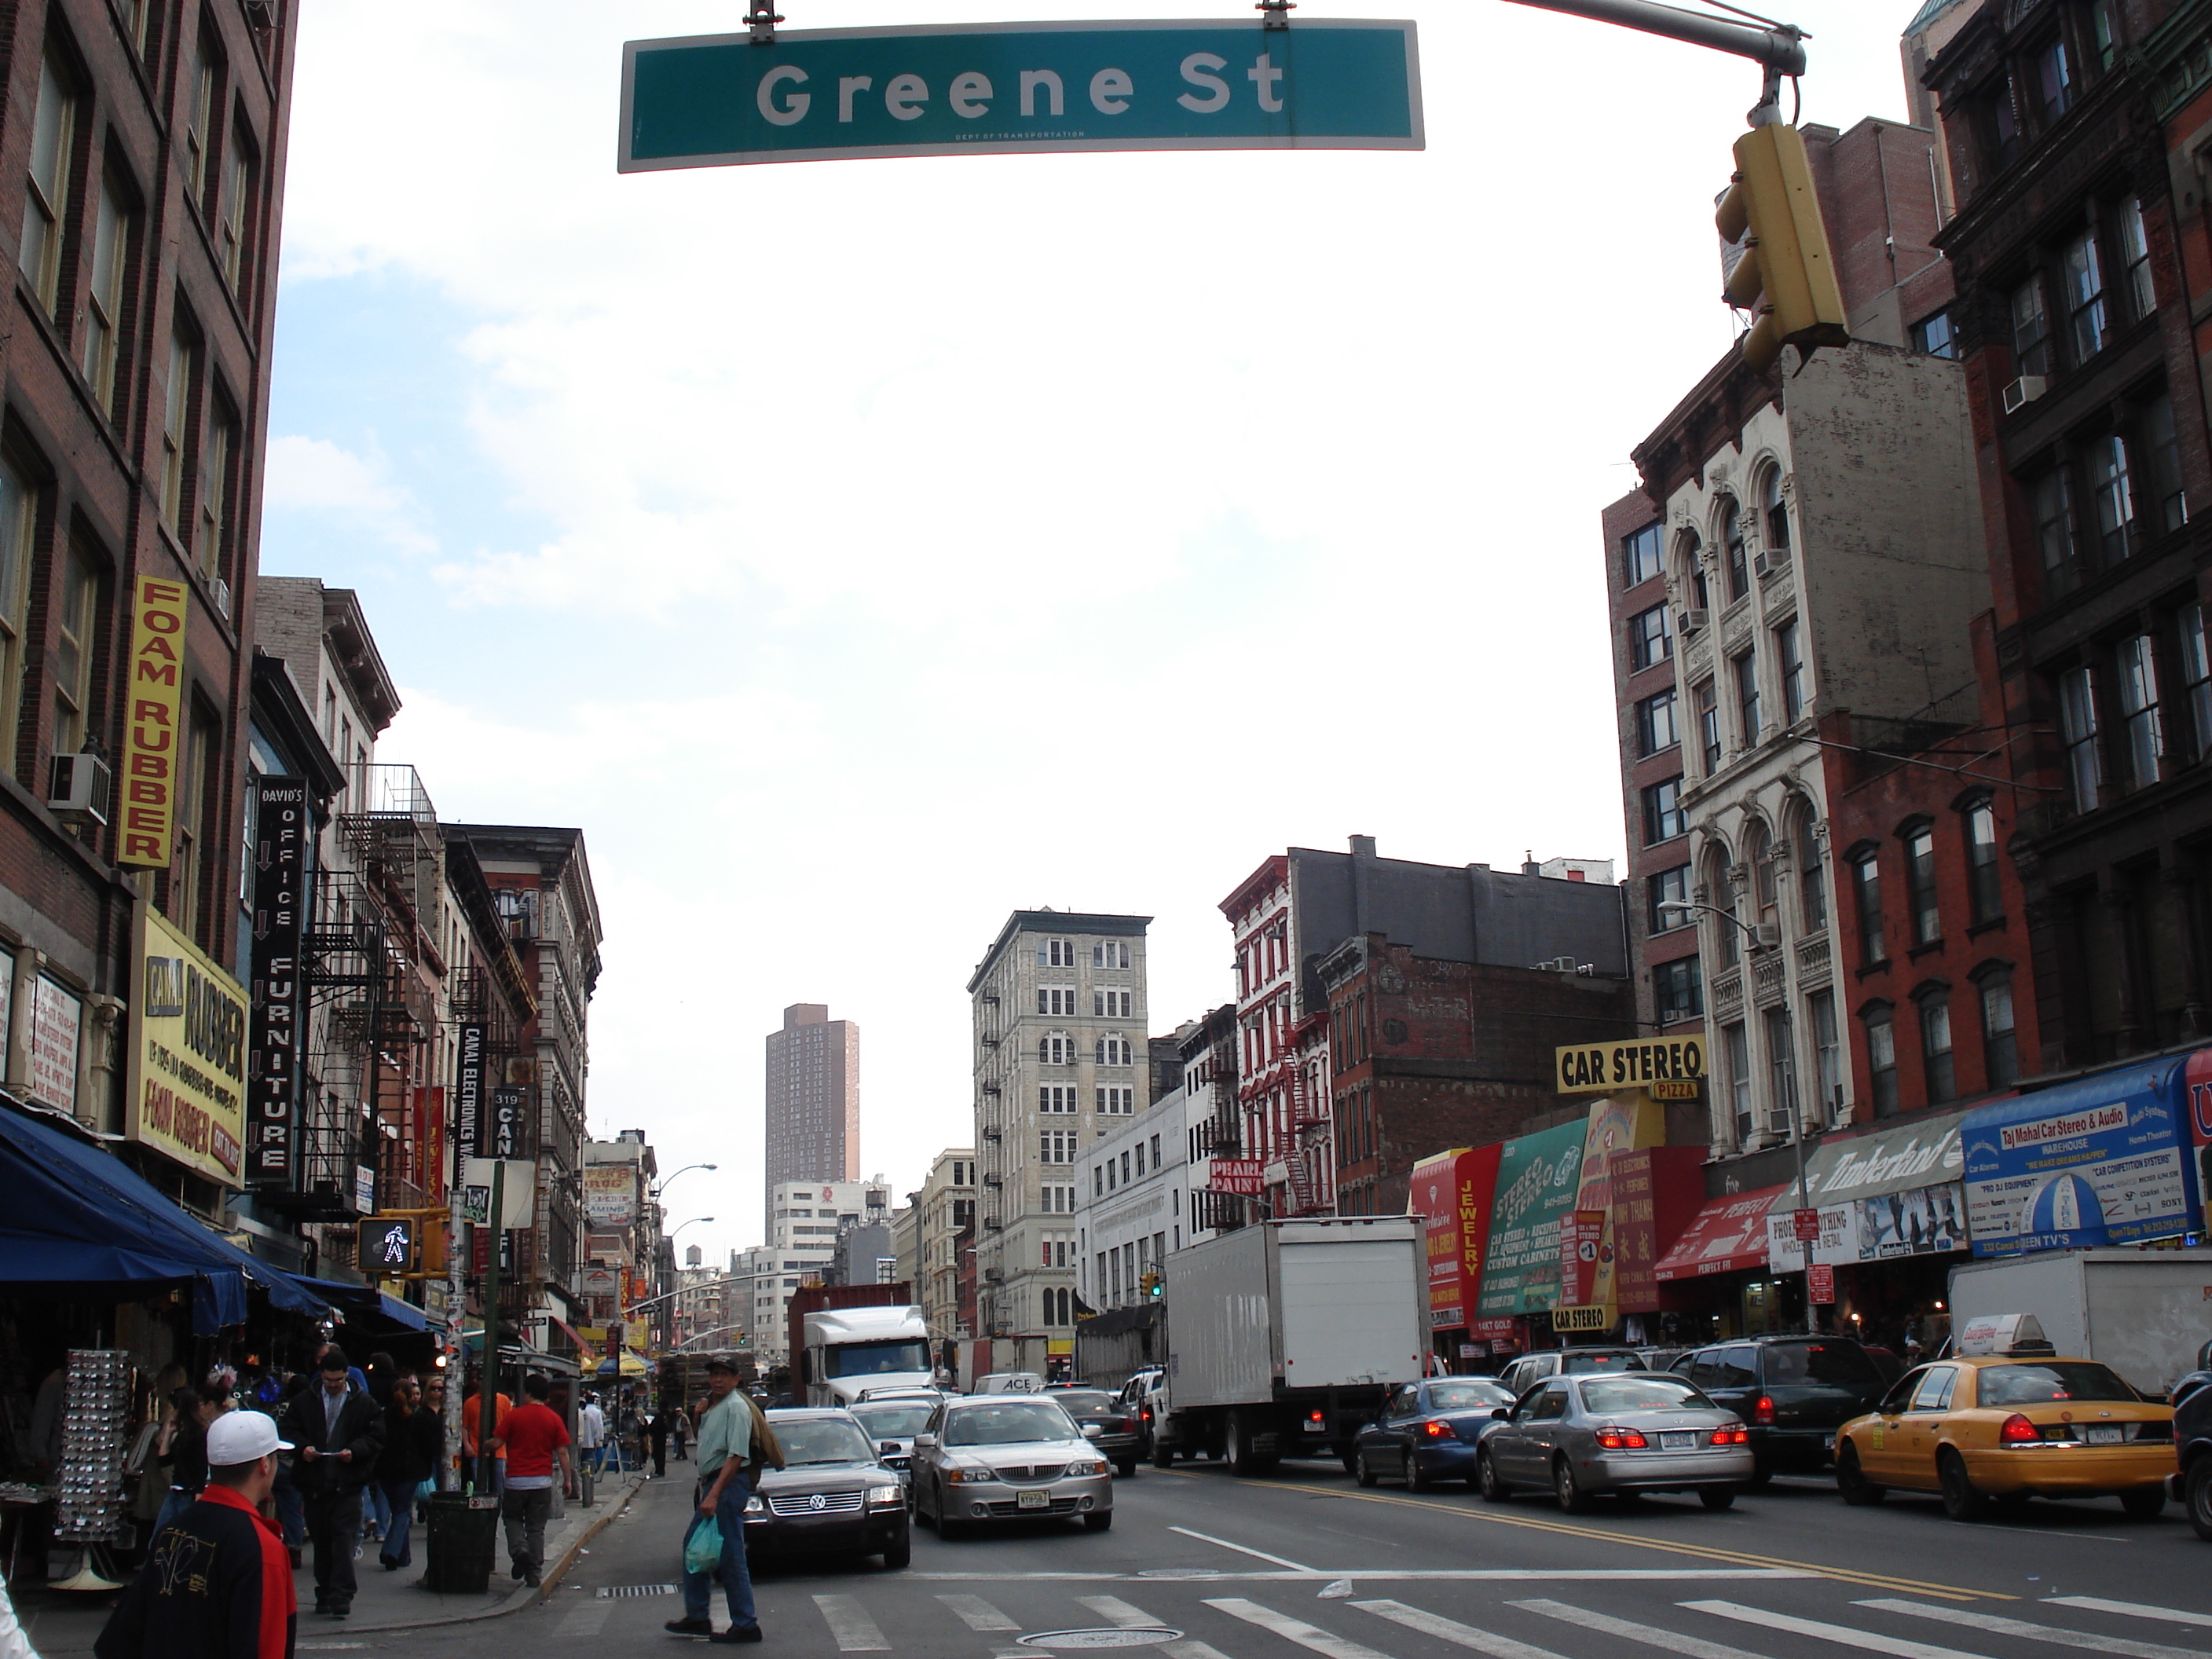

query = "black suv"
[[1668, 1336, 1888, 1481]]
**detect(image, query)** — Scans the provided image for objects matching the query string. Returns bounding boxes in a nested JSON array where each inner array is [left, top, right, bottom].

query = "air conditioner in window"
[[47, 752, 112, 825], [1766, 1106, 1798, 1138], [1752, 552, 1774, 578], [2002, 375, 2048, 415], [1681, 609, 1708, 633], [209, 575, 232, 619]]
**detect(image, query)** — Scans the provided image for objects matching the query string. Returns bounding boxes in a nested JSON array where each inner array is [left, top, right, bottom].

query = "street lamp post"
[[1656, 899, 1818, 1335], [653, 1163, 717, 1201]]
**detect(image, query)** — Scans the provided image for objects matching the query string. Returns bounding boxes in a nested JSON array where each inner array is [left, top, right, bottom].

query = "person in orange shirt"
[[460, 1374, 511, 1492]]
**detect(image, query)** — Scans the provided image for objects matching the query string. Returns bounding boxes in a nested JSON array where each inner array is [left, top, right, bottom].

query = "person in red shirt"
[[98, 1409, 297, 1659], [489, 1375, 573, 1587]]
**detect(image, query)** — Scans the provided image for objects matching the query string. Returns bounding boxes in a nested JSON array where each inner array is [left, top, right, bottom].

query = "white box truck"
[[1947, 1249, 2212, 1399], [1151, 1217, 1426, 1476], [799, 1302, 935, 1407]]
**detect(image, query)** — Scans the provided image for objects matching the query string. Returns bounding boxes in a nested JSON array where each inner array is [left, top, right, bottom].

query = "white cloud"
[[264, 435, 437, 557]]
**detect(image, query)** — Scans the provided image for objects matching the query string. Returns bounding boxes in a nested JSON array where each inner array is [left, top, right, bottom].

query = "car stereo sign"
[[621, 19, 1422, 170], [1963, 1060, 2201, 1254]]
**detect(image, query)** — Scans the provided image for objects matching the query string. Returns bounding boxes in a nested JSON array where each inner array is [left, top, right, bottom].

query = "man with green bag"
[[665, 1359, 762, 1643]]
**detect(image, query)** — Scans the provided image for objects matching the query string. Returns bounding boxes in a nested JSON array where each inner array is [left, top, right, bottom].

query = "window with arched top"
[[1721, 498, 1749, 601], [1701, 842, 1740, 968], [1793, 809, 1828, 933], [1746, 822, 1778, 932], [1760, 466, 1790, 554], [1097, 1035, 1132, 1067], [1676, 529, 1709, 613]]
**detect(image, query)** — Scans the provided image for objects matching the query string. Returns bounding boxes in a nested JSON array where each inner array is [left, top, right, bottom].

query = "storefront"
[[1762, 1106, 1973, 1353], [1652, 1185, 1786, 1341]]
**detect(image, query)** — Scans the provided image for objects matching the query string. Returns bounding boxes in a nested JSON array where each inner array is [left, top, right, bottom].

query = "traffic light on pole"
[[1716, 123, 1848, 375]]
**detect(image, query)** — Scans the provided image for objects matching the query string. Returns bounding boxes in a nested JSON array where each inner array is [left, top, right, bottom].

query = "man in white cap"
[[97, 1410, 297, 1659]]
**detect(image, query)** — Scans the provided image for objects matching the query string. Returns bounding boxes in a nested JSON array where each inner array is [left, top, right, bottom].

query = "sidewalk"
[[11, 1474, 647, 1653]]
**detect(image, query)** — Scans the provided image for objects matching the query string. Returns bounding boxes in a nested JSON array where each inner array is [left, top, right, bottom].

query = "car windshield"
[[1976, 1362, 2141, 1406], [821, 1339, 931, 1379], [772, 1419, 877, 1466], [1580, 1375, 1713, 1414], [943, 1401, 1078, 1447], [850, 1404, 934, 1437], [1428, 1381, 1513, 1411], [1763, 1342, 1881, 1387], [1050, 1390, 1116, 1415], [1560, 1352, 1646, 1374]]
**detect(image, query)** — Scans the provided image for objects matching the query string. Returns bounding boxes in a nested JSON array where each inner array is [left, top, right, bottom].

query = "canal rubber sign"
[[619, 19, 1423, 170]]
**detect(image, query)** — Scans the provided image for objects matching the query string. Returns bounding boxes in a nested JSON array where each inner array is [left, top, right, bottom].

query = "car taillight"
[[1307, 1410, 1326, 1426], [1999, 1413, 2042, 1445], [1594, 1426, 1649, 1449], [1711, 1424, 1749, 1445], [1420, 1419, 1453, 1439], [1753, 1395, 1776, 1426]]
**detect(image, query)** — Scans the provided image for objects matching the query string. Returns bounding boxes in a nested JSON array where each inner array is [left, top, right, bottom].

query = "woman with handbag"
[[375, 1376, 443, 1570]]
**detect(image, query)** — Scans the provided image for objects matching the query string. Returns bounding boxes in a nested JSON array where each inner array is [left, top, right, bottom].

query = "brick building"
[[1219, 837, 1628, 1220], [0, 0, 295, 1216], [1317, 934, 1639, 1218], [1918, 0, 2212, 1071]]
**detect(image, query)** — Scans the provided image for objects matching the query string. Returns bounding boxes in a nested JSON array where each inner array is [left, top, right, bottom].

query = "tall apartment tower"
[[764, 1004, 860, 1216], [967, 910, 1150, 1377]]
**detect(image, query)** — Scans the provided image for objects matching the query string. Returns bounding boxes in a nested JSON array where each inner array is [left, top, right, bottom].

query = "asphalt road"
[[367, 1459, 2212, 1659]]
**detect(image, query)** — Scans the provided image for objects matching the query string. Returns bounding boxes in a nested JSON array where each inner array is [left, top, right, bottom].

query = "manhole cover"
[[595, 1584, 679, 1599], [1019, 1630, 1183, 1650]]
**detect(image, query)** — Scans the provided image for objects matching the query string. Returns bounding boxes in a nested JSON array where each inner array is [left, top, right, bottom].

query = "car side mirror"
[[1082, 1423, 1104, 1439], [914, 1433, 937, 1449], [1491, 1408, 1510, 1421]]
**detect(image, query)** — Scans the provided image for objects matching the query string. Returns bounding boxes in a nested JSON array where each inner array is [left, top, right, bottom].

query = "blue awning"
[[0, 1104, 328, 1333], [288, 1274, 432, 1333]]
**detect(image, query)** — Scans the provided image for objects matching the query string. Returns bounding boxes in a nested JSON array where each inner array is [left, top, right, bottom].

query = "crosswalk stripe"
[[2047, 1599, 2212, 1632], [1079, 1596, 1161, 1628], [938, 1595, 1020, 1632], [1680, 1600, 1987, 1659], [1350, 1597, 1575, 1659], [1166, 1644, 1238, 1659], [1509, 1597, 1774, 1659], [1203, 1597, 1397, 1659], [1856, 1597, 2205, 1659], [814, 1593, 892, 1652]]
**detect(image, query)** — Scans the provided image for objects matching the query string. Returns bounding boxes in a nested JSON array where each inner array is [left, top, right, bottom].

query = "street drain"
[[1019, 1630, 1183, 1650], [595, 1584, 679, 1599]]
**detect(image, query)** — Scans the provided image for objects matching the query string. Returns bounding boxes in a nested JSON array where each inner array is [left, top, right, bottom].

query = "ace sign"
[[621, 19, 1421, 170]]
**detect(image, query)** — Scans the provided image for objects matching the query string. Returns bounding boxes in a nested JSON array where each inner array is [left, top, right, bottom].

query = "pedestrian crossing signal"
[[358, 1215, 418, 1274]]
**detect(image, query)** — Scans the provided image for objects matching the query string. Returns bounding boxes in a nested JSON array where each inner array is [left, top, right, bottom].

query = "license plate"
[[2083, 1426, 2124, 1445], [1661, 1432, 1696, 1449], [1017, 1489, 1050, 1509]]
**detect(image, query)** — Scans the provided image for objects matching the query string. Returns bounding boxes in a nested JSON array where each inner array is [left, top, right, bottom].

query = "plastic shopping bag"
[[684, 1516, 723, 1576]]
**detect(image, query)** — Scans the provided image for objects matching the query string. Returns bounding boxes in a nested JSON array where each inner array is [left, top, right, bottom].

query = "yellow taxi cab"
[[1833, 1316, 2174, 1521]]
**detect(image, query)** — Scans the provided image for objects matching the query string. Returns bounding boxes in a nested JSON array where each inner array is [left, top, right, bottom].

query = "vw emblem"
[[808, 1492, 826, 1511]]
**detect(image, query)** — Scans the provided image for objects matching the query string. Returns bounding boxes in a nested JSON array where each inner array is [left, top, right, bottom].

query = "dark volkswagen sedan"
[[1352, 1378, 1518, 1489], [744, 1410, 910, 1569]]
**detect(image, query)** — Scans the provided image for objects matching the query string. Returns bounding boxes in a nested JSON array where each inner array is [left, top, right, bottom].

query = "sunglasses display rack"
[[53, 1349, 132, 1541]]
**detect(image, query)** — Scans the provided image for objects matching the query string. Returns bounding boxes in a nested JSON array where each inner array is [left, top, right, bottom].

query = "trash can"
[[423, 1492, 500, 1594]]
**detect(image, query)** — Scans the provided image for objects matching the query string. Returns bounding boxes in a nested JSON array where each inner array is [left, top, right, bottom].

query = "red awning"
[[1653, 1185, 1787, 1281]]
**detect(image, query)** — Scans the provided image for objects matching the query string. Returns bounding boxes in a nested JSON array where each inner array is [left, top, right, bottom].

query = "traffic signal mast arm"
[[1498, 0, 1805, 125]]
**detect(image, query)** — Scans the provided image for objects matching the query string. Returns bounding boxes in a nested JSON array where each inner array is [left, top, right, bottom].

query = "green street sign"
[[618, 19, 1423, 171]]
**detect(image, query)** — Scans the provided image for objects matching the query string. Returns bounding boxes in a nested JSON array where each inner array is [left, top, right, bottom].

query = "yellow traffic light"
[[1716, 123, 1848, 375]]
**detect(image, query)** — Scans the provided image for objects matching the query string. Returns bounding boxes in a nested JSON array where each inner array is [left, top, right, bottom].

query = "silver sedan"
[[1475, 1372, 1753, 1511], [912, 1394, 1115, 1537]]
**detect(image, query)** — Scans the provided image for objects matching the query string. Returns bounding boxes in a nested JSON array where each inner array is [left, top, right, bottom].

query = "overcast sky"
[[266, 2, 1924, 1259]]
